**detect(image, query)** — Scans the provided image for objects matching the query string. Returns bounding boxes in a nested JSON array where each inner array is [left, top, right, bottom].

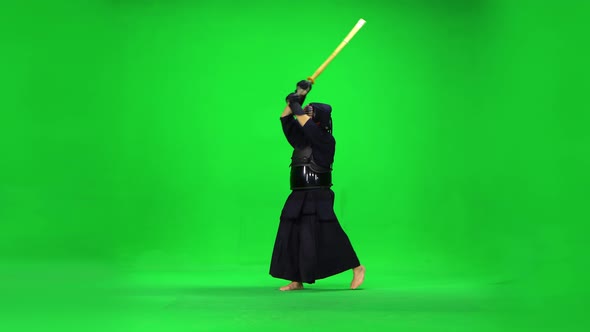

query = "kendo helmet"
[[304, 102, 332, 134]]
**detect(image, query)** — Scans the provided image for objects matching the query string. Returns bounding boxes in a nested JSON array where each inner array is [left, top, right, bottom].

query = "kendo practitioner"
[[269, 80, 366, 291]]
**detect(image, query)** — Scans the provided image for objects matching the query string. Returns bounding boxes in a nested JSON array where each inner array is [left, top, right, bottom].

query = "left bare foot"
[[279, 281, 303, 291], [350, 265, 366, 289]]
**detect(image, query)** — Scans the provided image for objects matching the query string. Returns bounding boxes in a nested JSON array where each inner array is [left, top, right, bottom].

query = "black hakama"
[[269, 188, 360, 284]]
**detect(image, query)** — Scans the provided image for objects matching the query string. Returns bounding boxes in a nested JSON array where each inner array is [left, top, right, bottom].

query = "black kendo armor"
[[290, 146, 332, 190], [288, 101, 334, 190]]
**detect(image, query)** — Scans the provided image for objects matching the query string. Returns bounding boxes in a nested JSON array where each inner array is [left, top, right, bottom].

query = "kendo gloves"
[[286, 93, 305, 116], [285, 80, 313, 116]]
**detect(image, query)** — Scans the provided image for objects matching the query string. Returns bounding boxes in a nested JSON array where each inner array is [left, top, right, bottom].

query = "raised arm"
[[286, 96, 312, 127], [281, 104, 307, 149], [285, 79, 313, 127], [280, 80, 313, 148]]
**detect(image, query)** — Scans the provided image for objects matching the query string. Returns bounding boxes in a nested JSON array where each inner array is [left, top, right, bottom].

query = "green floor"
[[2, 262, 586, 332]]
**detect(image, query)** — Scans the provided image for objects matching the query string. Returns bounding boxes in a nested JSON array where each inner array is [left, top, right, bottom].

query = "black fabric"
[[269, 189, 360, 284], [271, 113, 360, 284], [279, 189, 337, 220], [280, 115, 335, 170]]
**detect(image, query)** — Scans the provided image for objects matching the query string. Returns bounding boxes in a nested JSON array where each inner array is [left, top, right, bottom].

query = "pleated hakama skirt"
[[269, 189, 360, 284]]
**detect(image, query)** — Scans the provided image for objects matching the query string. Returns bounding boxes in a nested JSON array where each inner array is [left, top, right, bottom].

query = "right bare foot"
[[279, 281, 303, 291], [350, 265, 366, 289]]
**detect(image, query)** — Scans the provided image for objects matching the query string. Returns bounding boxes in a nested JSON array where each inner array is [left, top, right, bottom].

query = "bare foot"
[[350, 265, 365, 289], [279, 281, 303, 291]]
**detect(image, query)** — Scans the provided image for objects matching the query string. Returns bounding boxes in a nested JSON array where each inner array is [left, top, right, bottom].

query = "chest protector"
[[290, 146, 332, 190]]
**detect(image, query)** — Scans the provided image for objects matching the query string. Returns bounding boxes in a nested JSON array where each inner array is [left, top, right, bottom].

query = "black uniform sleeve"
[[280, 115, 308, 149]]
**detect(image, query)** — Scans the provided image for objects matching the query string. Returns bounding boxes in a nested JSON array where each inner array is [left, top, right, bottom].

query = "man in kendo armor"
[[269, 80, 366, 291]]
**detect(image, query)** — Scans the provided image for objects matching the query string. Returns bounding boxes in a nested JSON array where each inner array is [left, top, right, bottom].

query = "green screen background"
[[1, 0, 588, 330]]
